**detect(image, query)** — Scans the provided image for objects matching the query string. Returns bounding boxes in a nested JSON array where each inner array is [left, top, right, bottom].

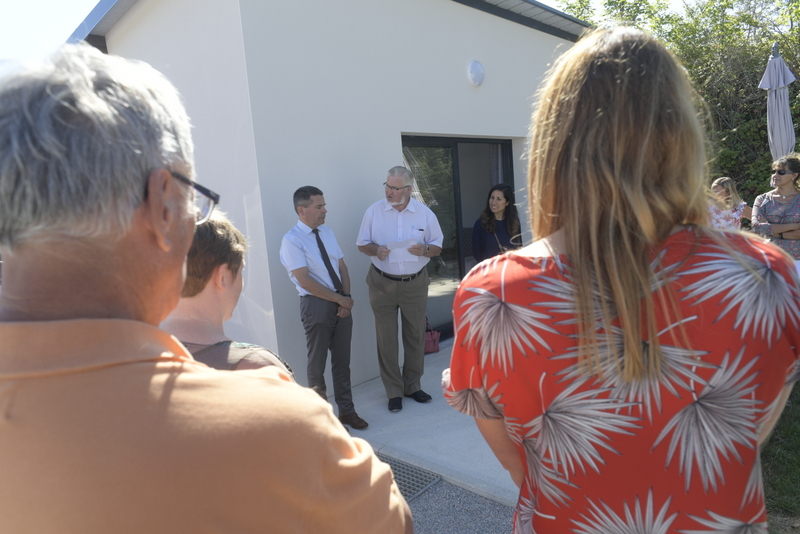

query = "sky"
[[0, 0, 99, 64], [0, 0, 687, 66]]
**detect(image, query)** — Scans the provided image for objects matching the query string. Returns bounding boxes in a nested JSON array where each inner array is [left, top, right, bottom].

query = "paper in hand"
[[387, 239, 419, 263]]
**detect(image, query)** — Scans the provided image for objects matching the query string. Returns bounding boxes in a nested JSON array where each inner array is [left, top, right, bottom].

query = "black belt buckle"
[[374, 265, 421, 282]]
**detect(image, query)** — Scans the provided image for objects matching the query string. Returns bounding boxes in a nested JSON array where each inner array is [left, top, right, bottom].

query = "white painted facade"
[[84, 0, 577, 387]]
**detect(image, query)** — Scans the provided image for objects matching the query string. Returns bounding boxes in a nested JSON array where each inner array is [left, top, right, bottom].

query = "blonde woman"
[[444, 28, 800, 533], [709, 176, 752, 229]]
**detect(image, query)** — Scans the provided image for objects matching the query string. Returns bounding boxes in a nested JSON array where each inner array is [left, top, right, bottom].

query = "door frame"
[[402, 135, 515, 279]]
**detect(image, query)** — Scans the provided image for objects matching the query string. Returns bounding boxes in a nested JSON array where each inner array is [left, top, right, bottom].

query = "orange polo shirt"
[[0, 319, 409, 533]]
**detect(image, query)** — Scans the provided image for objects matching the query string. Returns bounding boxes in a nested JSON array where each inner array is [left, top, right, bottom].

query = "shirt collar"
[[296, 220, 317, 235], [0, 319, 194, 380], [382, 197, 416, 213]]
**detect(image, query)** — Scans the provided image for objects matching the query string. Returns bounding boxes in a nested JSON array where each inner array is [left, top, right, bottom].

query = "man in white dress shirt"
[[280, 186, 368, 430], [357, 167, 444, 412]]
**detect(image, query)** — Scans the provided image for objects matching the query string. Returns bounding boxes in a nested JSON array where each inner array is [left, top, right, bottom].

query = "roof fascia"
[[68, 0, 140, 42], [450, 0, 588, 42], [69, 0, 588, 46]]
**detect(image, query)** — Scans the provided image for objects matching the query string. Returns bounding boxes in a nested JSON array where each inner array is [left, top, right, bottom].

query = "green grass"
[[762, 384, 800, 516]]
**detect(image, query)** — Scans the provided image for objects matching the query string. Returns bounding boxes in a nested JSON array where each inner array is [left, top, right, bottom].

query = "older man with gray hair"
[[357, 166, 443, 413], [0, 45, 411, 534]]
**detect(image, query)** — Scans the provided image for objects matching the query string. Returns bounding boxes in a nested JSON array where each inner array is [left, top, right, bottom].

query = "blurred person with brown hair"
[[444, 27, 799, 533], [161, 211, 292, 374]]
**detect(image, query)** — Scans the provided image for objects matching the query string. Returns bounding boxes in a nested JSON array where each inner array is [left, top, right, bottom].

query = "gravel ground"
[[408, 483, 800, 534], [408, 480, 514, 534], [768, 512, 800, 533]]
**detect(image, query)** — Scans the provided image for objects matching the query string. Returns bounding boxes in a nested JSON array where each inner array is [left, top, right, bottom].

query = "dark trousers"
[[366, 266, 429, 399], [300, 295, 355, 415]]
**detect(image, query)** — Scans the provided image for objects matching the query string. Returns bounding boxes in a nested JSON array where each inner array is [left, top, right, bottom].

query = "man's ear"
[[143, 169, 179, 252], [212, 263, 229, 290]]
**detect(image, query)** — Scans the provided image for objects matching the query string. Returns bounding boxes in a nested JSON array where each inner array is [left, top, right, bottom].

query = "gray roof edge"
[[68, 0, 140, 43], [68, 0, 589, 45], [516, 0, 589, 28], [452, 0, 590, 41]]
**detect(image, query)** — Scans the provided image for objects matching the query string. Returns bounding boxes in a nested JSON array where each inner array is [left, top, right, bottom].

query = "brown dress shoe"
[[339, 412, 369, 430]]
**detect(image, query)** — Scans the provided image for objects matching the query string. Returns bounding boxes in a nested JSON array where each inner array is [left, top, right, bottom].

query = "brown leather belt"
[[372, 265, 424, 282]]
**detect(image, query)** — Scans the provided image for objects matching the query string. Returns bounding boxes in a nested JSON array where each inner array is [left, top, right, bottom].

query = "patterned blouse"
[[708, 200, 747, 230], [444, 227, 800, 534], [752, 192, 800, 260]]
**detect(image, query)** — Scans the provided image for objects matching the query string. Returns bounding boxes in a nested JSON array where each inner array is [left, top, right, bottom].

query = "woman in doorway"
[[752, 154, 800, 266], [444, 27, 799, 534], [709, 176, 752, 229], [471, 183, 521, 262]]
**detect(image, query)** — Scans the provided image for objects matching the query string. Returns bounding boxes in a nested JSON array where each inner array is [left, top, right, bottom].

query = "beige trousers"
[[366, 266, 429, 399]]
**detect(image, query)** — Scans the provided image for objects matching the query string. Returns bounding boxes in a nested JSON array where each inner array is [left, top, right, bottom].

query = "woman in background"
[[444, 27, 799, 534], [472, 184, 521, 262], [752, 154, 800, 264], [709, 176, 752, 229]]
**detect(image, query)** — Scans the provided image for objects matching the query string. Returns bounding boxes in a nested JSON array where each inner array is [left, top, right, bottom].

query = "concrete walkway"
[[347, 337, 519, 508]]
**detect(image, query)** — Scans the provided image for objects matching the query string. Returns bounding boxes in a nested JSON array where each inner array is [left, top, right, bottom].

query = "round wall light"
[[468, 60, 485, 87]]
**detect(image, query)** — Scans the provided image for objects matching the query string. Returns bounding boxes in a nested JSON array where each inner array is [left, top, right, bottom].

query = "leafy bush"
[[559, 0, 800, 203]]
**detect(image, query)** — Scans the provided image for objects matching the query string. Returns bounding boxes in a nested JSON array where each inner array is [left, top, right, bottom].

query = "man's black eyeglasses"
[[170, 171, 220, 225]]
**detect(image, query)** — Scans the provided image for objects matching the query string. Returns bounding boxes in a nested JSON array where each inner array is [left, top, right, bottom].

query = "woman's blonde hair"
[[710, 177, 743, 210], [528, 27, 710, 381]]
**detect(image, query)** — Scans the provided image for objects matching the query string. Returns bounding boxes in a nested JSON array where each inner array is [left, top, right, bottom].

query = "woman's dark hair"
[[773, 153, 800, 188], [479, 184, 520, 237]]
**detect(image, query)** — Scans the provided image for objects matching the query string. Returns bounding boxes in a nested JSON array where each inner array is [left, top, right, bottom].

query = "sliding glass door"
[[402, 136, 514, 333]]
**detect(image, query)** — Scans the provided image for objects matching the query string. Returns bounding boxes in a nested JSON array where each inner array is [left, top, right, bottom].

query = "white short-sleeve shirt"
[[356, 197, 444, 276], [280, 221, 344, 296]]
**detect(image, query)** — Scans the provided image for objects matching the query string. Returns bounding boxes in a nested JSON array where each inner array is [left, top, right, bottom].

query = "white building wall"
[[240, 0, 569, 386], [104, 0, 279, 352], [97, 0, 571, 388]]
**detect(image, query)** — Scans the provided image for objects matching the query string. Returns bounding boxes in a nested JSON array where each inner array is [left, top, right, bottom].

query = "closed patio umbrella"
[[759, 43, 796, 160]]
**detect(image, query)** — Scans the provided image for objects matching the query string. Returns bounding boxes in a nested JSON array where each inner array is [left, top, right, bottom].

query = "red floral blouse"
[[444, 227, 800, 534]]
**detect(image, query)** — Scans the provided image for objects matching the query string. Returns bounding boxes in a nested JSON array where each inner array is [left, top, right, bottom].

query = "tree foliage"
[[561, 0, 596, 25], [558, 0, 800, 204]]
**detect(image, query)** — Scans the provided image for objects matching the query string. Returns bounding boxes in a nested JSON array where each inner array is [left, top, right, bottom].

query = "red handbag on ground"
[[424, 318, 440, 354]]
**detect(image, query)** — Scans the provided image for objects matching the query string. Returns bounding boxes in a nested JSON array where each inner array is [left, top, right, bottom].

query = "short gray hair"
[[387, 166, 413, 187], [0, 44, 194, 252]]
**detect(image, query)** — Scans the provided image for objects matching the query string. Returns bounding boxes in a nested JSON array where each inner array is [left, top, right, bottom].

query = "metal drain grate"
[[377, 452, 441, 502]]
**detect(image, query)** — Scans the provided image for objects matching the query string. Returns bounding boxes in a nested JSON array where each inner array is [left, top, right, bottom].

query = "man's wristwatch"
[[424, 244, 430, 256]]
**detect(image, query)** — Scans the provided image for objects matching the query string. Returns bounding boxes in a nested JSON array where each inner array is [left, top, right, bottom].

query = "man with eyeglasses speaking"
[[357, 166, 444, 413], [0, 45, 411, 534]]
